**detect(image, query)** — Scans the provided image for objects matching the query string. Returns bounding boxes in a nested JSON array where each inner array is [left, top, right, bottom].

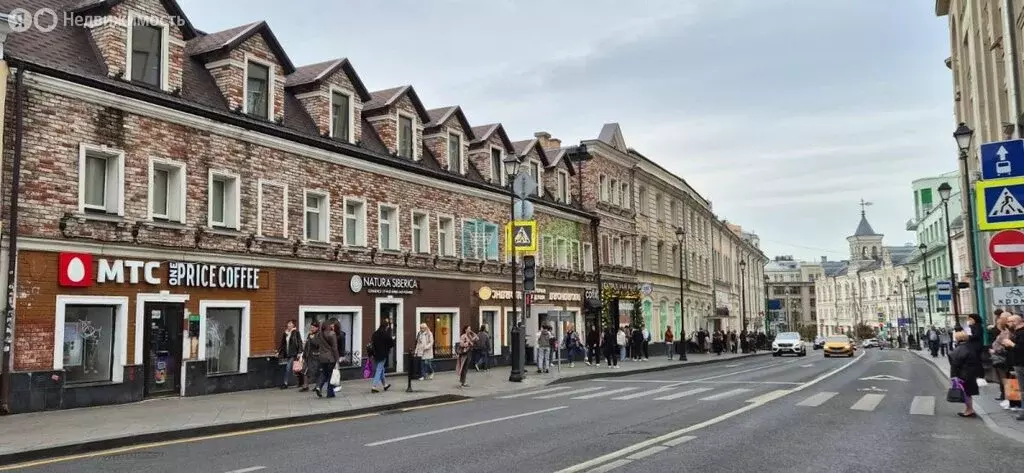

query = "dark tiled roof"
[[424, 106, 475, 140], [822, 261, 849, 277], [71, 0, 199, 39], [185, 21, 296, 74], [364, 85, 431, 122], [887, 245, 917, 266], [854, 213, 880, 236], [359, 118, 390, 155], [512, 139, 549, 163], [470, 124, 498, 144], [284, 58, 372, 102], [598, 123, 620, 144]]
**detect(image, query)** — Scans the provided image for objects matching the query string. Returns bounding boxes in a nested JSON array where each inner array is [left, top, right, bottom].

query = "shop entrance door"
[[143, 302, 184, 397], [378, 302, 401, 372]]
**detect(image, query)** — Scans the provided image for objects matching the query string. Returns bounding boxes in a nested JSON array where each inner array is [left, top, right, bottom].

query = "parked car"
[[861, 338, 879, 349], [772, 332, 807, 357], [813, 336, 826, 350]]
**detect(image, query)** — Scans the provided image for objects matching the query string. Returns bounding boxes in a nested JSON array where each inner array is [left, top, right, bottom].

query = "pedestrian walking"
[[949, 330, 983, 418], [664, 326, 675, 360], [939, 329, 950, 357], [999, 314, 1024, 420], [617, 327, 627, 361], [564, 326, 583, 367], [537, 325, 553, 373], [414, 323, 435, 380], [474, 324, 491, 371], [586, 324, 600, 366], [277, 319, 303, 389], [369, 319, 394, 393], [309, 322, 340, 398], [641, 325, 650, 360], [603, 325, 620, 368], [455, 325, 478, 387]]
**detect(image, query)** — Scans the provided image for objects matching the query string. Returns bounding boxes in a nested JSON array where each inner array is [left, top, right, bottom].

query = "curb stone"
[[0, 394, 469, 468]]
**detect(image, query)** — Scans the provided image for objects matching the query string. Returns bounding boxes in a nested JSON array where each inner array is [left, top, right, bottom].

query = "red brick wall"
[[89, 0, 187, 91]]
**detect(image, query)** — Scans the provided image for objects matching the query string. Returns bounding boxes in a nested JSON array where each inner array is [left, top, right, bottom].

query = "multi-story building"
[[935, 0, 1024, 320], [710, 222, 769, 334], [816, 211, 916, 336], [906, 171, 963, 328], [0, 0, 765, 413], [764, 256, 823, 331]]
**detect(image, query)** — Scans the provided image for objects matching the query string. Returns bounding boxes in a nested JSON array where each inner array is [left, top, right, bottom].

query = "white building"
[[816, 211, 916, 336], [764, 256, 823, 331]]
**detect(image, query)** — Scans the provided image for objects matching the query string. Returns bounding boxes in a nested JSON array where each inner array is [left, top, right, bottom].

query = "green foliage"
[[631, 302, 645, 328], [795, 324, 818, 341], [853, 323, 877, 340]]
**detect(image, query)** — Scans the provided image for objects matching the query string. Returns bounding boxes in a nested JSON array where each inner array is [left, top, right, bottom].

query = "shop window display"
[[206, 308, 242, 374], [421, 313, 453, 358], [304, 312, 358, 365], [63, 305, 116, 384]]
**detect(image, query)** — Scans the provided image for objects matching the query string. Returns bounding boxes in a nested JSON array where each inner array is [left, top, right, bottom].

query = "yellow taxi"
[[823, 335, 855, 358]]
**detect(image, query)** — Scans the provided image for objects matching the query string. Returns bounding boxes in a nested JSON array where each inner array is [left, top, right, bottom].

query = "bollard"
[[405, 352, 414, 393]]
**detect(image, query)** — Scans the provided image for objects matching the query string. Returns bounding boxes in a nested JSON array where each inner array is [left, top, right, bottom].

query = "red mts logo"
[[58, 252, 94, 287]]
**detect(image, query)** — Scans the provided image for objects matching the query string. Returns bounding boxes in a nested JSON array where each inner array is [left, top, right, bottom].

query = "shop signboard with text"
[[349, 274, 421, 295], [57, 252, 261, 289]]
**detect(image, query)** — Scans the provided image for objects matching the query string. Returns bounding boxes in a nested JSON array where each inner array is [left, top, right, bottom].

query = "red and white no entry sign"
[[988, 229, 1024, 268]]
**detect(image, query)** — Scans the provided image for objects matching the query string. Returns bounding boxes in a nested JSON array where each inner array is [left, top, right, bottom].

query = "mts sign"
[[58, 252, 160, 287]]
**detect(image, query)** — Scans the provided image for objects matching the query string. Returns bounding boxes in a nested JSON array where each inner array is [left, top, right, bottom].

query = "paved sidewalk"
[[909, 348, 1024, 441], [0, 351, 767, 465]]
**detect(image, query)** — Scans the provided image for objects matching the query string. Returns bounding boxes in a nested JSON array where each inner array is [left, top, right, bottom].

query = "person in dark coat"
[[602, 326, 619, 367], [369, 319, 395, 393], [631, 327, 644, 361], [309, 322, 339, 398], [586, 325, 600, 366], [949, 330, 983, 418], [277, 319, 303, 389]]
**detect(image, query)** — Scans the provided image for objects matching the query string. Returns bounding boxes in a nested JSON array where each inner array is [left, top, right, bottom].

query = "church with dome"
[[813, 208, 917, 336]]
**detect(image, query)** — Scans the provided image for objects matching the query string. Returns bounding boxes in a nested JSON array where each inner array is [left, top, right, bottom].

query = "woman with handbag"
[[949, 330, 983, 418], [455, 325, 478, 388], [990, 313, 1012, 402], [415, 323, 435, 380], [310, 322, 340, 398], [278, 320, 303, 389]]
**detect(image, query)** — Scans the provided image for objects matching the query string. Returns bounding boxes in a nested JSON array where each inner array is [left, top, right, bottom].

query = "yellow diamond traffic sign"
[[505, 220, 537, 255]]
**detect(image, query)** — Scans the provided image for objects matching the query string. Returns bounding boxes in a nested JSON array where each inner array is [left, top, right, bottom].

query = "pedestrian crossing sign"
[[976, 177, 1024, 230], [505, 220, 538, 255]]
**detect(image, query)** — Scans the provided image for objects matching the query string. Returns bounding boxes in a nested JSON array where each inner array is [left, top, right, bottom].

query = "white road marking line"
[[654, 387, 713, 400], [224, 468, 266, 473], [796, 392, 838, 407], [661, 435, 697, 447], [573, 387, 639, 399], [746, 390, 794, 404], [595, 379, 685, 384], [689, 380, 802, 386], [585, 459, 632, 473], [614, 386, 675, 400], [626, 446, 668, 460], [800, 364, 814, 367], [699, 388, 751, 401], [497, 386, 572, 399], [554, 351, 865, 473], [724, 363, 741, 367], [535, 387, 604, 399], [365, 406, 567, 446], [910, 396, 936, 416], [850, 394, 886, 411]]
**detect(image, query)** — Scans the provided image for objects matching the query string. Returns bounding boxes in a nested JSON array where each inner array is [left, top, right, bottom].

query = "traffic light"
[[522, 255, 536, 291]]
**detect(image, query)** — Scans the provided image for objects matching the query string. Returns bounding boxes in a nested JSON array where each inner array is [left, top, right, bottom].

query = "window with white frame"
[[610, 179, 618, 205], [540, 235, 554, 267], [412, 211, 430, 253], [149, 158, 184, 222], [620, 182, 629, 208], [208, 171, 240, 229], [57, 297, 128, 385], [638, 187, 647, 215], [331, 90, 352, 142], [378, 204, 399, 250], [202, 302, 250, 375], [655, 194, 664, 221], [656, 241, 664, 272], [438, 215, 455, 256], [599, 175, 608, 201], [344, 198, 366, 246], [448, 133, 462, 173], [557, 170, 569, 203], [462, 219, 499, 260], [556, 238, 569, 269], [623, 238, 634, 268], [529, 161, 542, 196], [490, 148, 504, 184], [570, 240, 581, 271], [245, 61, 271, 120], [640, 238, 650, 271], [129, 20, 165, 88], [611, 237, 621, 266], [583, 242, 594, 272], [601, 235, 611, 265], [398, 115, 415, 158], [79, 145, 124, 215], [304, 191, 329, 242]]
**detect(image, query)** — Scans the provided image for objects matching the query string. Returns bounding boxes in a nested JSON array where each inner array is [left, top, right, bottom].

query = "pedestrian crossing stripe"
[[990, 188, 1024, 217]]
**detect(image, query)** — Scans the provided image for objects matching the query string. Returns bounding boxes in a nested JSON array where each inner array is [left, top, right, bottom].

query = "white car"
[[861, 338, 879, 348], [772, 332, 807, 357]]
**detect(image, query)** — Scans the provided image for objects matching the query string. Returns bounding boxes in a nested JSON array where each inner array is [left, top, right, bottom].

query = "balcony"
[[906, 218, 919, 231]]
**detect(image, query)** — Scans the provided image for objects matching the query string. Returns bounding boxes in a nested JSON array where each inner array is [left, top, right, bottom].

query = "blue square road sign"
[[981, 139, 1024, 180]]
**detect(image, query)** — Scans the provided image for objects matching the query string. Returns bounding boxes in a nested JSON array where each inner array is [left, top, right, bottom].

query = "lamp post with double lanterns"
[[937, 181, 964, 331], [953, 123, 983, 338], [674, 227, 688, 361], [503, 154, 525, 383], [917, 243, 935, 329]]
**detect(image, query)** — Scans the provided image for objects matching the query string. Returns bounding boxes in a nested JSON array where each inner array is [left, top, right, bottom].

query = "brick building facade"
[[0, 0, 764, 413]]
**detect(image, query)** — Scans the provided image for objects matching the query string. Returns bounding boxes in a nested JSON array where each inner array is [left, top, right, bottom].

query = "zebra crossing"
[[495, 384, 940, 415]]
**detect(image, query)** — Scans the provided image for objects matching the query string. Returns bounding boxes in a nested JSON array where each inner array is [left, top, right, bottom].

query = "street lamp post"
[[937, 182, 964, 331], [763, 275, 770, 336], [906, 274, 920, 350], [504, 155, 525, 383], [953, 123, 981, 338], [675, 227, 687, 361], [739, 260, 747, 342], [918, 243, 935, 328]]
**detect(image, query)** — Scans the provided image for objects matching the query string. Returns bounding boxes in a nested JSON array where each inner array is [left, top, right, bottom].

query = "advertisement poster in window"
[[422, 313, 452, 356], [63, 322, 82, 367]]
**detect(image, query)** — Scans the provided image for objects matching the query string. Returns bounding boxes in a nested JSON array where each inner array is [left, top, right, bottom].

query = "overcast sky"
[[179, 0, 955, 262]]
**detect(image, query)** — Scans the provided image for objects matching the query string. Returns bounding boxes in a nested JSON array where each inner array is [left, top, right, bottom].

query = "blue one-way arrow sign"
[[981, 139, 1024, 179]]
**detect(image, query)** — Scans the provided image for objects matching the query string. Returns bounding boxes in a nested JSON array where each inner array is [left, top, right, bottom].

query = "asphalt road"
[[6, 349, 1021, 473]]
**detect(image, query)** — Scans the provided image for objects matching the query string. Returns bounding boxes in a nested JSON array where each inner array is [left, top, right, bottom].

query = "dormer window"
[[330, 91, 352, 142], [557, 170, 569, 203], [129, 22, 164, 87], [490, 148, 504, 184], [246, 62, 271, 119], [398, 115, 414, 158], [447, 133, 462, 172], [528, 161, 542, 196]]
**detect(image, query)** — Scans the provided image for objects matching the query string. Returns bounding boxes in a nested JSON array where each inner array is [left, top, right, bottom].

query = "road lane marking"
[[586, 459, 632, 473], [554, 351, 865, 473], [401, 399, 472, 411], [800, 364, 814, 367], [850, 394, 885, 411], [614, 386, 676, 399], [535, 387, 603, 399], [746, 390, 793, 404], [0, 412, 381, 471], [626, 446, 667, 460], [661, 435, 697, 447], [698, 388, 751, 401], [224, 468, 266, 473], [497, 386, 572, 398], [365, 406, 568, 446], [910, 396, 935, 416], [654, 388, 713, 400], [573, 387, 639, 399], [797, 392, 838, 407], [724, 363, 741, 367]]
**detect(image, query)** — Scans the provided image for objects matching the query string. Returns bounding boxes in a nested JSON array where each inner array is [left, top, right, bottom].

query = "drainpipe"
[[591, 218, 603, 330], [1003, 0, 1021, 139], [1, 63, 24, 415]]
